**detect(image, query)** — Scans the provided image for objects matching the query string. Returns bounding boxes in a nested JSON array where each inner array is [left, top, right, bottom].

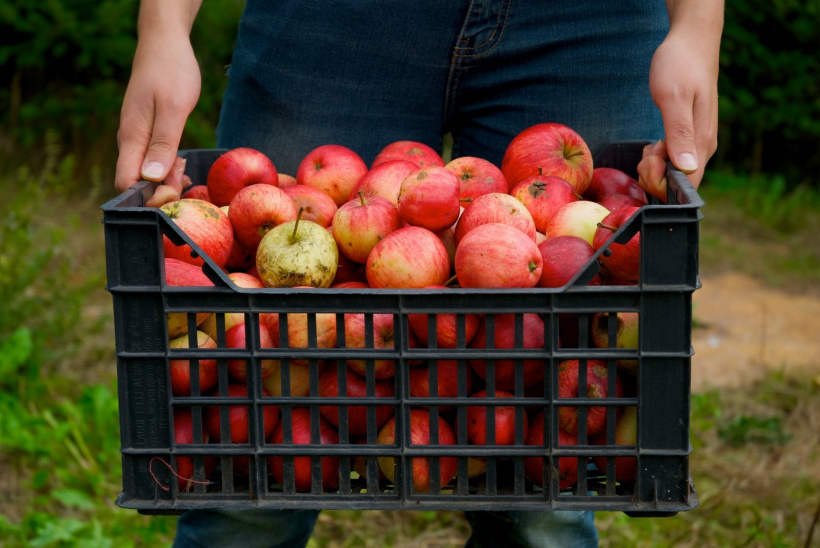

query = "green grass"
[[1, 155, 819, 547]]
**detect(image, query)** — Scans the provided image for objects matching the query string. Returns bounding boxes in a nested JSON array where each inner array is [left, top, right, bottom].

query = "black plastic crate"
[[102, 141, 702, 516]]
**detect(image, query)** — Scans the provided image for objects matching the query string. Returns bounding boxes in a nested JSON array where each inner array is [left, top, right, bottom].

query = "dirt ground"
[[691, 271, 820, 392]]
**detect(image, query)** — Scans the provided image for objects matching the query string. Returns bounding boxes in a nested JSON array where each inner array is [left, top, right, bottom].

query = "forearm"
[[137, 0, 203, 40], [665, 0, 724, 57]]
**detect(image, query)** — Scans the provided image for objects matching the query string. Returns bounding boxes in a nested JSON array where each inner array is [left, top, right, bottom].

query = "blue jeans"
[[217, 0, 667, 175], [194, 1, 668, 546], [173, 508, 598, 548]]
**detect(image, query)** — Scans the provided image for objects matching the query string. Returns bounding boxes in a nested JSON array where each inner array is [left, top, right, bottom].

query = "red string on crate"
[[149, 457, 212, 492]]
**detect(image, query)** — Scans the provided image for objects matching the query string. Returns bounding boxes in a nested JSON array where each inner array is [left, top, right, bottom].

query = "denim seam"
[[453, 0, 513, 58], [454, 0, 508, 53]]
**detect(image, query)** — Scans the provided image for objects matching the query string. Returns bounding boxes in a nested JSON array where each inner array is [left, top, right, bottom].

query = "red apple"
[[468, 313, 546, 390], [262, 361, 328, 398], [172, 408, 217, 491], [332, 281, 369, 288], [207, 147, 279, 207], [161, 198, 234, 269], [435, 227, 457, 270], [467, 389, 528, 446], [282, 184, 338, 228], [444, 156, 508, 199], [204, 383, 279, 445], [164, 258, 214, 338], [583, 167, 647, 204], [182, 185, 212, 203], [277, 173, 297, 188], [501, 122, 594, 194], [557, 359, 624, 437], [366, 226, 450, 289], [331, 247, 369, 285], [455, 223, 542, 288], [268, 407, 340, 492], [597, 193, 646, 214], [343, 313, 399, 379], [524, 411, 579, 490], [297, 144, 368, 206], [397, 166, 462, 232], [409, 360, 475, 411], [228, 184, 298, 249], [169, 331, 218, 397], [454, 192, 537, 244], [591, 406, 637, 483], [544, 200, 610, 245], [537, 235, 600, 288], [592, 206, 641, 283], [225, 322, 279, 382], [332, 192, 401, 264], [407, 289, 480, 348], [376, 409, 457, 493], [349, 159, 418, 205], [318, 366, 395, 437], [371, 140, 445, 169], [509, 175, 579, 234]]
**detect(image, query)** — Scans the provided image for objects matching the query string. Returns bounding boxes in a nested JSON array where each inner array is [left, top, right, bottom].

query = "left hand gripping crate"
[[102, 143, 702, 516]]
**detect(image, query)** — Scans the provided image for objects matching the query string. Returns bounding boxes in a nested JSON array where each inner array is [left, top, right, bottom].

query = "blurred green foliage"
[[715, 0, 820, 186], [1, 0, 819, 187]]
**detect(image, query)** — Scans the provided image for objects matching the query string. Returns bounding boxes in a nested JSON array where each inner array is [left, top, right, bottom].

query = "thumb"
[[662, 102, 699, 175], [139, 108, 188, 182]]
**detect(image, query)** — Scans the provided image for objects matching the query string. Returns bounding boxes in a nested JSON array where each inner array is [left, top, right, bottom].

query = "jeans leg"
[[463, 510, 598, 548], [173, 509, 320, 548]]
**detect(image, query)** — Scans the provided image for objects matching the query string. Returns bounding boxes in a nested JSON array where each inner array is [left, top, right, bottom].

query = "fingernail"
[[677, 153, 698, 172], [141, 161, 165, 180]]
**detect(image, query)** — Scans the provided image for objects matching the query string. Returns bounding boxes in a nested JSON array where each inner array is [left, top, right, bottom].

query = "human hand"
[[638, 8, 721, 200], [114, 33, 201, 207]]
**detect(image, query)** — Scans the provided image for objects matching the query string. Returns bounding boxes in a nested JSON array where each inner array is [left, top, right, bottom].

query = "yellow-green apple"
[[169, 330, 218, 396], [228, 184, 298, 249], [501, 122, 594, 194], [297, 144, 368, 206], [557, 359, 624, 437], [455, 223, 542, 288], [407, 288, 480, 348], [468, 313, 546, 389], [454, 192, 537, 244], [173, 408, 217, 491], [207, 147, 279, 207], [343, 312, 399, 379], [332, 192, 401, 264], [371, 140, 445, 169], [592, 206, 641, 283], [583, 167, 647, 204], [164, 258, 214, 338], [397, 166, 462, 232], [282, 184, 338, 227], [365, 226, 450, 288], [544, 200, 610, 245], [376, 409, 457, 493], [466, 389, 528, 446], [524, 411, 579, 490], [408, 360, 475, 411], [318, 366, 395, 437], [256, 211, 339, 288], [510, 175, 579, 234], [349, 159, 418, 205], [444, 156, 508, 198], [591, 312, 639, 375], [537, 235, 601, 288], [225, 322, 279, 382], [590, 406, 637, 482], [268, 407, 340, 492], [161, 198, 234, 269]]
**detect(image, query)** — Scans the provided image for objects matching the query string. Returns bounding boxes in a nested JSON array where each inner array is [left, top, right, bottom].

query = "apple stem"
[[443, 274, 458, 287], [528, 261, 538, 273], [597, 222, 617, 232], [358, 190, 367, 207], [573, 192, 583, 200], [459, 197, 473, 204], [291, 207, 305, 241], [537, 166, 543, 176]]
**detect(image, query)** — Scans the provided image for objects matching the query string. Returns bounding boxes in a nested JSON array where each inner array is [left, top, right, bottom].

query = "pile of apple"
[[161, 122, 643, 493]]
